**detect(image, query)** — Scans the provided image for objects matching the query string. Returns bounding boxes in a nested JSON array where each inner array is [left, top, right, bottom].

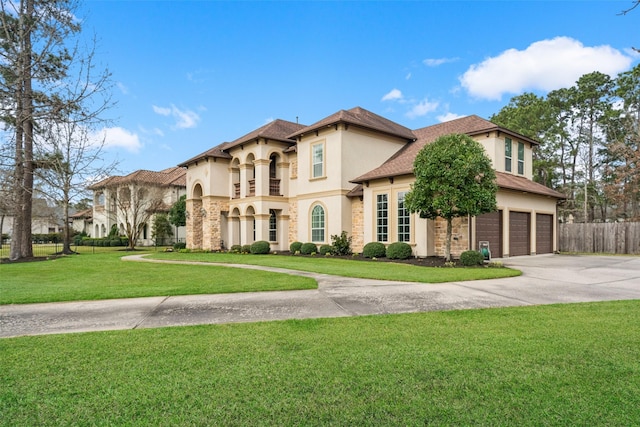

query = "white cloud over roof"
[[459, 36, 633, 100], [381, 88, 403, 102], [406, 98, 439, 118], [153, 104, 200, 129], [95, 127, 142, 153]]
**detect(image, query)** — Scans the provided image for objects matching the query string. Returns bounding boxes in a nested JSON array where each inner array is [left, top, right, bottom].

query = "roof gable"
[[288, 106, 416, 141], [352, 115, 538, 183]]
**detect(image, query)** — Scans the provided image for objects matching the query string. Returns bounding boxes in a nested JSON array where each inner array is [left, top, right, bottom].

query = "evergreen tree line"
[[491, 65, 640, 223]]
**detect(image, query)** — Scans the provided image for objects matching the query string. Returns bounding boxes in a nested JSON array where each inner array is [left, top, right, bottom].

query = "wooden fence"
[[559, 222, 640, 254]]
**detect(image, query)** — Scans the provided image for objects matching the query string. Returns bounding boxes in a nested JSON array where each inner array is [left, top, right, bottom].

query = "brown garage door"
[[509, 212, 530, 256], [475, 210, 502, 258], [536, 213, 553, 254]]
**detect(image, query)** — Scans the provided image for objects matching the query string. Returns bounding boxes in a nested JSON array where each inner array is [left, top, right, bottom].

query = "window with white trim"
[[311, 143, 324, 178], [517, 142, 525, 175], [269, 210, 277, 242], [505, 138, 512, 173], [311, 205, 325, 242], [376, 194, 388, 242], [397, 192, 410, 242]]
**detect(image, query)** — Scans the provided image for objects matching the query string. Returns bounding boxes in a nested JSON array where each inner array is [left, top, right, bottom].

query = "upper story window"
[[311, 205, 325, 242], [311, 143, 324, 178], [505, 138, 512, 173], [376, 194, 388, 242], [517, 142, 525, 175], [397, 192, 410, 242]]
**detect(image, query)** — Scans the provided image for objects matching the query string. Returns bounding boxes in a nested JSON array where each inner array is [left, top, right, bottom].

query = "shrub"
[[460, 250, 484, 266], [319, 244, 333, 255], [300, 242, 317, 255], [363, 242, 386, 258], [173, 242, 186, 250], [386, 242, 413, 259], [109, 239, 120, 247], [241, 244, 252, 253], [330, 231, 352, 256], [250, 240, 271, 254], [229, 244, 242, 253], [289, 241, 303, 253]]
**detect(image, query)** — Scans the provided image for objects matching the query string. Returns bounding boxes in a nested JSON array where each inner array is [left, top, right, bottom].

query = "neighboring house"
[[69, 208, 93, 235], [179, 107, 565, 258], [89, 167, 187, 246], [1, 198, 65, 240]]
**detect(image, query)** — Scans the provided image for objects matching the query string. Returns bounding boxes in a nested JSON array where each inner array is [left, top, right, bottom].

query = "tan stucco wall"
[[475, 131, 534, 180]]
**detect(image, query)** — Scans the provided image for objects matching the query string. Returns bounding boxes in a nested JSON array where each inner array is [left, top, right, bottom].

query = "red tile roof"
[[288, 106, 416, 141], [89, 166, 186, 189]]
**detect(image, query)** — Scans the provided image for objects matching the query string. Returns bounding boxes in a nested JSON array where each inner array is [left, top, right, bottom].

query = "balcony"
[[269, 179, 281, 196], [233, 183, 240, 199], [248, 179, 255, 196]]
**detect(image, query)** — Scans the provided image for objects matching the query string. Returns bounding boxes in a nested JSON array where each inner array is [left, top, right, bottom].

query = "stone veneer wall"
[[288, 199, 298, 248], [434, 216, 470, 258], [202, 197, 229, 251], [186, 198, 203, 249], [289, 156, 297, 179], [351, 198, 364, 253]]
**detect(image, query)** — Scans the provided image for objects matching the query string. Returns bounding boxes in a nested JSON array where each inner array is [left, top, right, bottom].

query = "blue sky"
[[78, 1, 640, 174]]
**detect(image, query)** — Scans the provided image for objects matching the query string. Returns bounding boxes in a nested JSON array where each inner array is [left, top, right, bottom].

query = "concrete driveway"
[[1, 254, 639, 338]]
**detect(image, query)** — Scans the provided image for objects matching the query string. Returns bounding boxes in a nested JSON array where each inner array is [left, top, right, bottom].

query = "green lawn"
[[1, 250, 519, 305], [149, 251, 521, 283], [0, 251, 316, 305], [2, 301, 639, 425]]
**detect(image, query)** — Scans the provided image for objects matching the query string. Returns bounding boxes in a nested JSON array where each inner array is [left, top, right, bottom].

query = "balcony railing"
[[269, 179, 281, 196], [233, 183, 240, 199], [248, 179, 255, 196]]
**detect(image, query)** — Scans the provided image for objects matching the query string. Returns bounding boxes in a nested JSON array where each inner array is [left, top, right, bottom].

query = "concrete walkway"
[[2, 254, 639, 338]]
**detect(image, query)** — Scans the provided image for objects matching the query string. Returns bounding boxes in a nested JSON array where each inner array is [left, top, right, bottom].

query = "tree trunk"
[[445, 217, 453, 262], [10, 0, 35, 260]]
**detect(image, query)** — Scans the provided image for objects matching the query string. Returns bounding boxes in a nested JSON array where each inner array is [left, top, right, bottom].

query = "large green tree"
[[404, 134, 497, 261]]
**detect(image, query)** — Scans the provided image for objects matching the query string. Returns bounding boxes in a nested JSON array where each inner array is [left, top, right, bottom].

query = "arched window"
[[311, 205, 325, 243]]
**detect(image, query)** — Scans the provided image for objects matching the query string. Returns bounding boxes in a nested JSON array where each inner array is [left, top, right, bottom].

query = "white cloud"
[[116, 82, 129, 95], [406, 98, 439, 119], [423, 57, 458, 67], [152, 104, 200, 129], [152, 105, 172, 116], [93, 127, 142, 153], [405, 72, 412, 80], [460, 37, 633, 101], [381, 88, 403, 102], [437, 112, 465, 122]]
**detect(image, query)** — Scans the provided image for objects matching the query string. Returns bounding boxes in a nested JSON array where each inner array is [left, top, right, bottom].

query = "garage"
[[475, 210, 502, 258], [509, 211, 530, 256], [536, 213, 554, 254]]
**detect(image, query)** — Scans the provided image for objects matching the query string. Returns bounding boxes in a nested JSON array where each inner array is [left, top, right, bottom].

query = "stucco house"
[[89, 167, 186, 246], [179, 107, 565, 258]]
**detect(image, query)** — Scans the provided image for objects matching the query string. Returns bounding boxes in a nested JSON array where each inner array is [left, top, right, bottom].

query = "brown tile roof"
[[288, 106, 416, 141], [496, 172, 566, 199], [89, 166, 186, 190], [346, 184, 363, 198], [351, 115, 538, 183], [179, 119, 305, 167], [69, 208, 93, 219], [178, 141, 232, 167], [225, 119, 305, 150]]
